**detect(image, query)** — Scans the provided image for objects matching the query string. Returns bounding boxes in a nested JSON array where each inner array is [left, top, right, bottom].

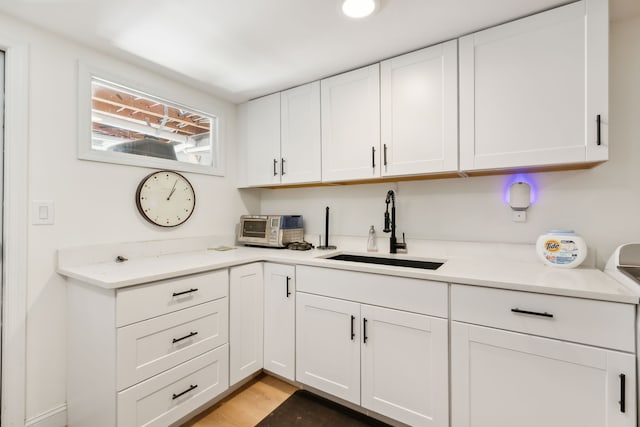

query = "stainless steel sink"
[[326, 253, 444, 270]]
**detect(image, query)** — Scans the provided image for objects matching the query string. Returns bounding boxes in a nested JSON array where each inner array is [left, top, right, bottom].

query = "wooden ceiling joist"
[[92, 99, 204, 136], [92, 86, 211, 134]]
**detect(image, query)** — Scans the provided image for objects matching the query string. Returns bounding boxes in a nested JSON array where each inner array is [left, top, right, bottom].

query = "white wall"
[[0, 12, 260, 424], [260, 15, 640, 269]]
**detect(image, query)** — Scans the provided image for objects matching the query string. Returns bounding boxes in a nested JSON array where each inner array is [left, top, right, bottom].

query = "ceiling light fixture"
[[341, 0, 377, 19]]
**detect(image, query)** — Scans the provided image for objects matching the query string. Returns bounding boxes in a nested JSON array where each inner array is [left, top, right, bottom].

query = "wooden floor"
[[181, 375, 298, 427]]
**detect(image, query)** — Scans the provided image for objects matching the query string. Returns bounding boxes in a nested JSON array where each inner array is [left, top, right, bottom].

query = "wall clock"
[[136, 170, 196, 227]]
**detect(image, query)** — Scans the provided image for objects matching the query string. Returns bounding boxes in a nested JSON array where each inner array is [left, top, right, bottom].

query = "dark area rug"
[[255, 390, 391, 426]]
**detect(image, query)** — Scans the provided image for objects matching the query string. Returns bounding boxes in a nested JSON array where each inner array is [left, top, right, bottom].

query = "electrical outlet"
[[512, 210, 527, 222]]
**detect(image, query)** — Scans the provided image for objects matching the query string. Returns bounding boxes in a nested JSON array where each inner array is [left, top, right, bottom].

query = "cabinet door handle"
[[511, 308, 554, 318], [350, 315, 355, 341], [619, 373, 626, 413], [172, 331, 198, 344], [363, 318, 368, 343], [383, 144, 388, 166], [172, 384, 198, 400], [273, 158, 278, 176], [285, 276, 291, 298], [281, 158, 286, 175], [371, 146, 376, 169], [172, 288, 199, 297], [596, 115, 601, 146]]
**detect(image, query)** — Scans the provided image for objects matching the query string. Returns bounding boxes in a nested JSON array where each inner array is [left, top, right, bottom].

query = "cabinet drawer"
[[117, 270, 228, 326], [117, 345, 229, 427], [297, 266, 448, 317], [451, 284, 635, 352], [117, 299, 228, 390]]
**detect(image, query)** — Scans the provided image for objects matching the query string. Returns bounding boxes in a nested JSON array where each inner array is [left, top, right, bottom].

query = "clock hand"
[[167, 179, 178, 200]]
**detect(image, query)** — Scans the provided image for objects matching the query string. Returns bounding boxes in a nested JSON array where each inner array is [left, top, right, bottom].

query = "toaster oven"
[[238, 215, 304, 248]]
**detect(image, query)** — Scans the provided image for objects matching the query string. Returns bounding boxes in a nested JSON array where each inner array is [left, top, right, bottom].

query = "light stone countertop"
[[57, 236, 640, 304]]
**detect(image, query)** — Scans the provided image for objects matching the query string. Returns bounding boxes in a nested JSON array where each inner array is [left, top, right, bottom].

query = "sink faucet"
[[383, 190, 407, 254]]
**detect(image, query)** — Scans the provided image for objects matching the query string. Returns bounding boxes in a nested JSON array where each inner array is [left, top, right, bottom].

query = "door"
[[451, 322, 636, 427], [247, 93, 281, 186], [361, 305, 449, 427], [321, 64, 380, 182], [381, 41, 458, 177], [229, 263, 264, 385], [281, 82, 321, 184], [263, 263, 295, 380], [296, 292, 360, 404], [459, 0, 608, 171]]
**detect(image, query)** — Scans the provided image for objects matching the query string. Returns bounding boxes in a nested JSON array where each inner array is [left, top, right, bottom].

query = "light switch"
[[38, 205, 49, 220], [32, 201, 54, 225]]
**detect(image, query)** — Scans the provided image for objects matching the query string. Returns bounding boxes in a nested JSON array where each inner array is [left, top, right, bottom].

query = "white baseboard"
[[25, 404, 67, 427]]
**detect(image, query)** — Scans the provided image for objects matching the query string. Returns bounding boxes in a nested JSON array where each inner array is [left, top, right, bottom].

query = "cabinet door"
[[361, 305, 449, 427], [321, 64, 380, 182], [263, 263, 296, 380], [296, 292, 361, 404], [247, 93, 281, 186], [381, 41, 458, 177], [281, 82, 321, 184], [451, 322, 636, 427], [229, 263, 264, 386], [459, 0, 608, 171]]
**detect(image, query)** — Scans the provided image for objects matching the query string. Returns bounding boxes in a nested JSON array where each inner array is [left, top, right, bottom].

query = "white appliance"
[[605, 243, 640, 292]]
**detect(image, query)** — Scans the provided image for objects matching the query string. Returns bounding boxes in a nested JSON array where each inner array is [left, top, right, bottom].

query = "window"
[[78, 64, 224, 175]]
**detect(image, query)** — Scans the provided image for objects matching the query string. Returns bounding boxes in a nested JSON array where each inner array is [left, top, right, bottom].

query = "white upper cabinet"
[[381, 40, 459, 177], [246, 82, 321, 186], [281, 82, 322, 184], [459, 0, 608, 171], [247, 93, 281, 186], [321, 64, 381, 182]]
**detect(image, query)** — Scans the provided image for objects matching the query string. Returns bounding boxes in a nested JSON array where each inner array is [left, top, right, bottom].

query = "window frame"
[[77, 62, 225, 176]]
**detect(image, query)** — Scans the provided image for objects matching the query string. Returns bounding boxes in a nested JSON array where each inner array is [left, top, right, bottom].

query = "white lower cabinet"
[[296, 293, 361, 404], [361, 304, 449, 427], [67, 270, 230, 427], [450, 283, 637, 427], [451, 322, 636, 427], [229, 262, 264, 385], [263, 263, 296, 380], [296, 286, 449, 427]]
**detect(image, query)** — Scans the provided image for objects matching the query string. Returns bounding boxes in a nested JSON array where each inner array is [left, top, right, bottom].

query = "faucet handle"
[[396, 232, 408, 253]]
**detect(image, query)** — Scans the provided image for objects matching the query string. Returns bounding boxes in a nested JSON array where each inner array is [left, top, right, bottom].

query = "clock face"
[[136, 170, 195, 227]]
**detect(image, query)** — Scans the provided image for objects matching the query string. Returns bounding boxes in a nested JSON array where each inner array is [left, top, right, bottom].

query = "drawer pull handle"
[[511, 308, 554, 318], [619, 374, 626, 413], [363, 318, 368, 344], [172, 384, 198, 400], [172, 331, 198, 344], [596, 114, 602, 146], [286, 276, 291, 298], [172, 288, 199, 297], [350, 315, 355, 341]]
